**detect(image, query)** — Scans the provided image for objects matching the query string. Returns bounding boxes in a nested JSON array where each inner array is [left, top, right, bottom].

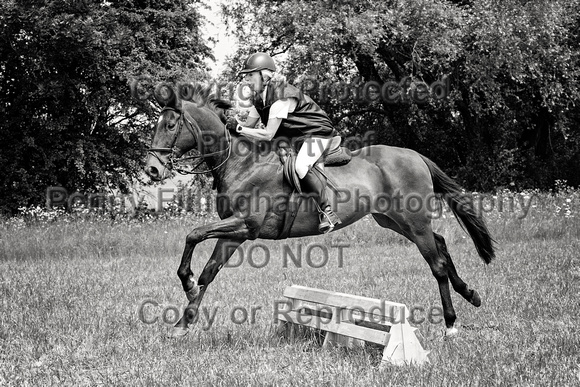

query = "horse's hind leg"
[[372, 214, 458, 334], [413, 232, 459, 335], [433, 233, 481, 307]]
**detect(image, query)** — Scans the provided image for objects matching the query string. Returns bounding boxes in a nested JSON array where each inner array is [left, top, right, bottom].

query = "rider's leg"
[[295, 137, 330, 179], [296, 137, 341, 233]]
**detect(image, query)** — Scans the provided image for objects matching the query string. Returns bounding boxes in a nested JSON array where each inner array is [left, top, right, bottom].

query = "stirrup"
[[318, 206, 342, 234]]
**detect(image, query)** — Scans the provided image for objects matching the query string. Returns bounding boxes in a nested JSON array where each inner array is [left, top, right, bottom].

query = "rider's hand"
[[225, 118, 238, 133]]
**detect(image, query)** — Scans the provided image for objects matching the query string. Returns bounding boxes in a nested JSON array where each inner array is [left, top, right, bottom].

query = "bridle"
[[148, 106, 232, 175]]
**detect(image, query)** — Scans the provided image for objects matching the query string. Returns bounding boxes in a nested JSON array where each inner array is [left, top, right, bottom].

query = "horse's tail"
[[420, 155, 496, 264]]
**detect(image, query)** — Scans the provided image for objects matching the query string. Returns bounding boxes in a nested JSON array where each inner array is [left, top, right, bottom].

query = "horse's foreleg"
[[171, 215, 262, 337], [172, 238, 244, 337], [178, 237, 243, 302]]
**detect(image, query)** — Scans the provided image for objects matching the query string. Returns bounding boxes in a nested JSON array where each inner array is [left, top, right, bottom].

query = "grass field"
[[1, 189, 579, 386]]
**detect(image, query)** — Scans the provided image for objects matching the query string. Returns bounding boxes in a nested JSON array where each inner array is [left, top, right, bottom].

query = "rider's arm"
[[241, 116, 260, 128], [237, 98, 297, 141], [238, 117, 282, 141]]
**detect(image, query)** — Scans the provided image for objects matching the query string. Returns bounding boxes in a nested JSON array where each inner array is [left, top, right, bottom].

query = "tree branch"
[[335, 107, 389, 121], [108, 111, 142, 127]]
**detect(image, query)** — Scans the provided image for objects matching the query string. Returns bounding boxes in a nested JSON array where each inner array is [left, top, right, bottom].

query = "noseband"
[[148, 107, 231, 175]]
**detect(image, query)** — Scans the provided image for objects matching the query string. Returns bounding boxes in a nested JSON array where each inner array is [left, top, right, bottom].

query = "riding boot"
[[300, 169, 342, 233]]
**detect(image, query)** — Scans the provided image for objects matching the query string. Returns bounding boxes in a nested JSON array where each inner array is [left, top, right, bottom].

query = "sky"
[[199, 0, 237, 77]]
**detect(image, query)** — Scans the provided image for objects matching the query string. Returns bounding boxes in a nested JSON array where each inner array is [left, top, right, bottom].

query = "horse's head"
[[144, 89, 195, 181], [144, 84, 233, 181]]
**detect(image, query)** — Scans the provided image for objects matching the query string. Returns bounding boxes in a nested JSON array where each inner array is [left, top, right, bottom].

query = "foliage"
[[2, 0, 579, 215], [222, 0, 580, 191], [0, 0, 212, 214]]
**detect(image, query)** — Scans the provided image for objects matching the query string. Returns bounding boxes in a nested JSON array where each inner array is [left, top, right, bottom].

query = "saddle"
[[322, 136, 352, 166], [278, 136, 351, 193], [275, 136, 351, 239]]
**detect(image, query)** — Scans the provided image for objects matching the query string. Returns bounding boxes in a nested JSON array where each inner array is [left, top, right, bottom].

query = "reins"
[[148, 107, 232, 175]]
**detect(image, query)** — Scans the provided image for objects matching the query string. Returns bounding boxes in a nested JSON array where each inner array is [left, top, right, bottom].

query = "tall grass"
[[0, 187, 579, 386]]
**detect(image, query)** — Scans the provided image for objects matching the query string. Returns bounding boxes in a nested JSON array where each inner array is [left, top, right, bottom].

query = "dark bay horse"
[[144, 85, 496, 337]]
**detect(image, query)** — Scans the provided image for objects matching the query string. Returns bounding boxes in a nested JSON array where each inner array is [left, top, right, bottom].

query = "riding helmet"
[[238, 52, 276, 76]]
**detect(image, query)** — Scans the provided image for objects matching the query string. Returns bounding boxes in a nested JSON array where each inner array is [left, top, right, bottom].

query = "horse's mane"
[[185, 83, 233, 123]]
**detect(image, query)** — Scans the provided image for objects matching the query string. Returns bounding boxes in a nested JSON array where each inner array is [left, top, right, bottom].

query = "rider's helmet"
[[238, 52, 276, 76]]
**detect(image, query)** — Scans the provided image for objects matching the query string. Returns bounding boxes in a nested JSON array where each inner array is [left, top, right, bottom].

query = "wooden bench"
[[275, 285, 430, 366]]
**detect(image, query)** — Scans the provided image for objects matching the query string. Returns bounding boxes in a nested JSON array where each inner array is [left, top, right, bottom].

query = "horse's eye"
[[167, 121, 177, 131]]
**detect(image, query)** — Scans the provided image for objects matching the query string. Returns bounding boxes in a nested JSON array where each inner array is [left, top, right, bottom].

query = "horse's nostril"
[[148, 166, 159, 177]]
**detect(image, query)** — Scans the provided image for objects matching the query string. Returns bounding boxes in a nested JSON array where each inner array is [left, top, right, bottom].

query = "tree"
[[0, 0, 212, 214], [221, 0, 580, 190], [450, 0, 580, 188]]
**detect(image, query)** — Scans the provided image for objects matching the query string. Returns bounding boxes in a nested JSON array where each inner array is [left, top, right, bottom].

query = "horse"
[[144, 84, 496, 338]]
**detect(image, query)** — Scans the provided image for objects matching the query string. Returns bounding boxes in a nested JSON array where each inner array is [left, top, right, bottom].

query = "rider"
[[235, 52, 342, 233]]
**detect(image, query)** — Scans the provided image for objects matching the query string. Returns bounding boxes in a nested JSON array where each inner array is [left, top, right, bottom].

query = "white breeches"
[[295, 137, 332, 179]]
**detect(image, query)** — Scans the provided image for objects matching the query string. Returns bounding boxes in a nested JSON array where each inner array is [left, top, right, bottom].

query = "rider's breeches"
[[295, 137, 332, 179]]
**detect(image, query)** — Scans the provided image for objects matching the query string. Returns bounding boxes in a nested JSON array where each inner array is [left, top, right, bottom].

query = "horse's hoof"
[[445, 327, 459, 337], [469, 289, 482, 307], [167, 326, 189, 338]]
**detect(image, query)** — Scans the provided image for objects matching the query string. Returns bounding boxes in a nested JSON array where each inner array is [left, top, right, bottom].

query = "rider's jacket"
[[254, 82, 337, 140]]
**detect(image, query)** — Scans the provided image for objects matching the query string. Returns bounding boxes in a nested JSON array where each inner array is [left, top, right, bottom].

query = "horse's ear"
[[212, 99, 233, 111], [210, 99, 233, 124], [154, 83, 181, 110]]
